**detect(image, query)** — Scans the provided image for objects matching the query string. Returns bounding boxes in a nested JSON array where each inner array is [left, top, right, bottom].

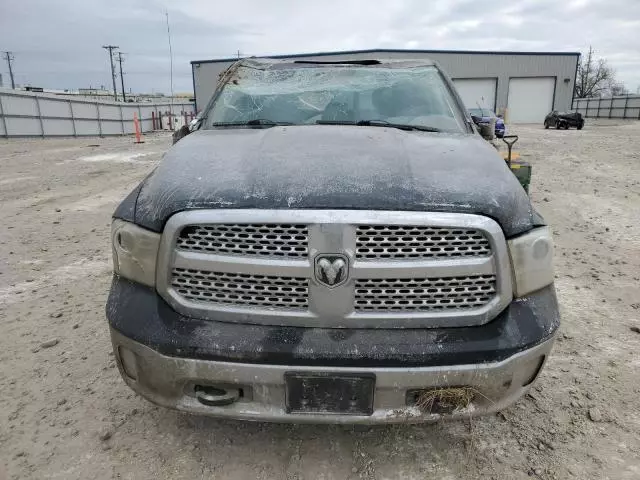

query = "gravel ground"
[[1, 123, 639, 480]]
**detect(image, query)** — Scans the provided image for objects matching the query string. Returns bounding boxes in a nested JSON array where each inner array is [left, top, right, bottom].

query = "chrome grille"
[[356, 225, 491, 260], [171, 268, 309, 309], [176, 224, 308, 258], [159, 210, 512, 328], [354, 275, 497, 312]]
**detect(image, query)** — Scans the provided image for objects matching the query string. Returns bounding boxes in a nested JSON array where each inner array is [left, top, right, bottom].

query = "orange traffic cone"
[[133, 112, 145, 144]]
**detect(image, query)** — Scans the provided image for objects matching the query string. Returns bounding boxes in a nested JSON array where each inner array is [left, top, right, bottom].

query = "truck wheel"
[[555, 121, 561, 129], [544, 121, 549, 129], [563, 123, 569, 130], [577, 123, 583, 130]]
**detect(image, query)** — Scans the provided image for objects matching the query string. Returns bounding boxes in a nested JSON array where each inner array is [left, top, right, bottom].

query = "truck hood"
[[134, 126, 535, 236]]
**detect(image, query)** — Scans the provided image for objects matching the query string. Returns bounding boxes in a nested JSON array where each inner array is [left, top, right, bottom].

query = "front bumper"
[[112, 328, 555, 423], [107, 277, 559, 423]]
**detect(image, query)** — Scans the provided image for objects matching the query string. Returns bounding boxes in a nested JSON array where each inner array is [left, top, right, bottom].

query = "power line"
[[117, 52, 126, 102], [3, 51, 16, 89], [102, 45, 119, 101]]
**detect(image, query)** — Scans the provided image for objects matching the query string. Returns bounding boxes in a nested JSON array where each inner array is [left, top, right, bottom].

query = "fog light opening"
[[117, 346, 138, 381], [522, 355, 546, 387]]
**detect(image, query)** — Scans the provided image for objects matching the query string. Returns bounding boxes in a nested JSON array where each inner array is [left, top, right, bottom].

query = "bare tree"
[[575, 46, 616, 98]]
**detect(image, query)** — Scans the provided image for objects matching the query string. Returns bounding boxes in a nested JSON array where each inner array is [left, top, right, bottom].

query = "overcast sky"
[[1, 0, 639, 94]]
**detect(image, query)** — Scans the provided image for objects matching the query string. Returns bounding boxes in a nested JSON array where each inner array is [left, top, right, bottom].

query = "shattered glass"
[[204, 64, 466, 133]]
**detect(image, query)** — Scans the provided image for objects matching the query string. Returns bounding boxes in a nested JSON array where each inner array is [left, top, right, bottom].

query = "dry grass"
[[414, 387, 477, 414]]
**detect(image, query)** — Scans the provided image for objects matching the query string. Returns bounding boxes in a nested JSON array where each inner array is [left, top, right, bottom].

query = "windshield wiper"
[[317, 119, 440, 132], [358, 120, 441, 132], [210, 119, 294, 127]]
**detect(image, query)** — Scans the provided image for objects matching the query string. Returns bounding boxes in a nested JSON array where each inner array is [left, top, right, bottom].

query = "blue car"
[[469, 108, 505, 138]]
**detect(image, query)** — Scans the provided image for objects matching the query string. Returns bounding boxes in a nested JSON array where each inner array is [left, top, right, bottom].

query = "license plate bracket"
[[285, 373, 375, 415]]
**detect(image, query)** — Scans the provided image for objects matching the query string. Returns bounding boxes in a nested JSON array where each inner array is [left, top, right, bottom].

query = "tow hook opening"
[[194, 385, 241, 407]]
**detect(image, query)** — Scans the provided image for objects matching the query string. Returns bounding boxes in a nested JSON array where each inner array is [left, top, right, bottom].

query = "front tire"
[[555, 121, 561, 129], [544, 121, 549, 129]]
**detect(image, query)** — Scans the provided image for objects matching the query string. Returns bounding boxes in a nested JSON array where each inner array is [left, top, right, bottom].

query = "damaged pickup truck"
[[107, 58, 559, 423]]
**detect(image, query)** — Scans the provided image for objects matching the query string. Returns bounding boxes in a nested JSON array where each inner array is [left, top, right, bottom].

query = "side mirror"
[[172, 117, 202, 145], [172, 125, 190, 145], [471, 115, 495, 140], [477, 122, 494, 140]]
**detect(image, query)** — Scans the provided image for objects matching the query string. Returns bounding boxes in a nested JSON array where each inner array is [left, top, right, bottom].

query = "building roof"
[[191, 48, 581, 65], [229, 57, 438, 70]]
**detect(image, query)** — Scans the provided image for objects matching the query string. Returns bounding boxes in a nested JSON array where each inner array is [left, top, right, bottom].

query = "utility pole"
[[165, 11, 174, 103], [3, 51, 16, 89], [102, 45, 119, 101], [117, 52, 126, 102]]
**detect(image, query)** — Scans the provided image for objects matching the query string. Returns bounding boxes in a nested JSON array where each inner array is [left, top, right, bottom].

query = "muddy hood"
[[134, 126, 535, 236]]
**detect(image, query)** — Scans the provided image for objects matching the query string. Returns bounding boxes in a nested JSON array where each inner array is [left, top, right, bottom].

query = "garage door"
[[452, 78, 497, 111], [507, 77, 555, 123]]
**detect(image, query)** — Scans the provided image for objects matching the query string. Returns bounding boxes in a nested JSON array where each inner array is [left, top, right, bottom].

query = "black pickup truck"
[[544, 110, 585, 130], [107, 58, 559, 423]]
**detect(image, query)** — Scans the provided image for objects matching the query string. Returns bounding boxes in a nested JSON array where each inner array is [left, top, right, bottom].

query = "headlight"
[[508, 226, 554, 297], [111, 219, 161, 287]]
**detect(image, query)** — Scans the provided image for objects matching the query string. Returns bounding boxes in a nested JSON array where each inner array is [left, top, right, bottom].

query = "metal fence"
[[0, 88, 195, 138], [572, 95, 640, 120]]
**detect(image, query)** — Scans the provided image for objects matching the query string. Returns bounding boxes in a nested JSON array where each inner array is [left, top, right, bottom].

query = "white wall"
[[0, 88, 195, 138]]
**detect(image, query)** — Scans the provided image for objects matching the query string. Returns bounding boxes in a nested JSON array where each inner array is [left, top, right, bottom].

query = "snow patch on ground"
[[74, 151, 158, 163], [65, 189, 128, 212], [0, 259, 110, 305], [0, 176, 37, 186]]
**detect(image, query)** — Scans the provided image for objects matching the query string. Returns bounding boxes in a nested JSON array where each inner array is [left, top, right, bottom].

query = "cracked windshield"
[[205, 63, 466, 132]]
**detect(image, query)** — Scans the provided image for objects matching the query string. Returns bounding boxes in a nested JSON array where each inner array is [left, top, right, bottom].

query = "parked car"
[[544, 111, 584, 130], [107, 58, 558, 424], [469, 107, 505, 138]]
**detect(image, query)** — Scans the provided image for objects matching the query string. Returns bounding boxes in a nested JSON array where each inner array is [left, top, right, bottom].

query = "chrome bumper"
[[111, 328, 555, 424]]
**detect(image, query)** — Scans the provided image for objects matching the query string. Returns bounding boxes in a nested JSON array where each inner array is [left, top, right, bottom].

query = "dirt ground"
[[1, 122, 639, 480]]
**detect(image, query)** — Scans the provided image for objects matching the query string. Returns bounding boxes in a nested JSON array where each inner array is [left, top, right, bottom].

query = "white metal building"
[[191, 49, 579, 124]]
